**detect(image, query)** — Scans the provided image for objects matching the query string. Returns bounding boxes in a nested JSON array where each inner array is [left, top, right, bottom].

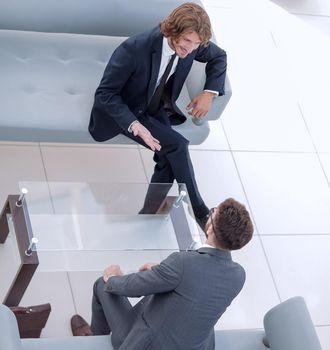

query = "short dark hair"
[[160, 2, 212, 47], [213, 198, 253, 250]]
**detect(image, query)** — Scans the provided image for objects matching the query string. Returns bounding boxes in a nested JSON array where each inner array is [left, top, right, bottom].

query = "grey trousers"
[[90, 277, 145, 349]]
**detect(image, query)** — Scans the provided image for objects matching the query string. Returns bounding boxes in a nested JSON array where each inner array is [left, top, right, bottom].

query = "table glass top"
[[18, 181, 202, 255]]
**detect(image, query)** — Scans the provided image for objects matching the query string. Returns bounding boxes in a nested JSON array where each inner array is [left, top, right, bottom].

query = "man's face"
[[169, 31, 202, 58]]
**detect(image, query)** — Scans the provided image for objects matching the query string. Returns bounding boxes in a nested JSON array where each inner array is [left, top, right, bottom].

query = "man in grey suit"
[[71, 198, 253, 350]]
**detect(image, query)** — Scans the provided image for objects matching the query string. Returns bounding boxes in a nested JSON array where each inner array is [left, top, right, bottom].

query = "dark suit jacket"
[[89, 26, 227, 142], [105, 247, 245, 350]]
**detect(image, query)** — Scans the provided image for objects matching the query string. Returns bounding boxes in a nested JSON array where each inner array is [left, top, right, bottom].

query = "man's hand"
[[103, 264, 124, 283], [139, 262, 158, 272], [131, 122, 161, 151], [186, 91, 216, 118]]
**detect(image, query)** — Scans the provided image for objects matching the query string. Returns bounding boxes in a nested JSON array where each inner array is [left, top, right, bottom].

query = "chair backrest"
[[0, 0, 202, 37], [263, 296, 322, 350], [0, 304, 22, 350]]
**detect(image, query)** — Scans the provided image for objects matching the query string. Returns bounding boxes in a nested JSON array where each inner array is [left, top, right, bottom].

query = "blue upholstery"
[[263, 296, 322, 350], [0, 297, 322, 350]]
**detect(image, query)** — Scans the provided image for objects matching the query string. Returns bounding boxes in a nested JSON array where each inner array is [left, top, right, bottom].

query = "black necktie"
[[147, 53, 176, 115]]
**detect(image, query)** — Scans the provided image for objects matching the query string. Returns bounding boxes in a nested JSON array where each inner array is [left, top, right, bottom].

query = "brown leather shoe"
[[71, 314, 93, 336]]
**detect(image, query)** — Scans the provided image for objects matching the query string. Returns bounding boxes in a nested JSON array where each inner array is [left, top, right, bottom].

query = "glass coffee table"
[[0, 181, 203, 306]]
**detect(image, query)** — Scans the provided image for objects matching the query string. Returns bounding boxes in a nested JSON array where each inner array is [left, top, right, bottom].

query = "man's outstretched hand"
[[186, 91, 216, 118], [131, 122, 161, 151]]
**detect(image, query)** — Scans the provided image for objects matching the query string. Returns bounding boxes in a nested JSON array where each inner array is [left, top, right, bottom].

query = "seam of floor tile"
[[66, 272, 78, 315], [297, 102, 330, 188], [219, 119, 283, 301], [138, 146, 152, 183]]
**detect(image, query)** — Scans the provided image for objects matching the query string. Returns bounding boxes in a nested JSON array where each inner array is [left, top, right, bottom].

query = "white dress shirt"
[[156, 37, 218, 96], [128, 36, 218, 132]]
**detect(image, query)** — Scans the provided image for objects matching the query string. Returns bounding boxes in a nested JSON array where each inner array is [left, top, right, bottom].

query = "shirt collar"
[[200, 243, 216, 249], [162, 36, 176, 57]]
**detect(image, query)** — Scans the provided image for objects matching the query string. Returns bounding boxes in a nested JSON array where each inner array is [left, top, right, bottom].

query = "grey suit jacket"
[[105, 248, 245, 350]]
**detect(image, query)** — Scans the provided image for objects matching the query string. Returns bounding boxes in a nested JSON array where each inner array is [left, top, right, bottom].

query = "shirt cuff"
[[128, 120, 139, 133], [204, 89, 219, 96]]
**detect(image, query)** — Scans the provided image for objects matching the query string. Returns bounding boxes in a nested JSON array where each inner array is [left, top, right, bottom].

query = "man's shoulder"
[[127, 26, 162, 45]]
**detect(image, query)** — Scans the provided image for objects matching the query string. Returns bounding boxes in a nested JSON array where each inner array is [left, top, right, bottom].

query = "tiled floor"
[[1, 0, 329, 348]]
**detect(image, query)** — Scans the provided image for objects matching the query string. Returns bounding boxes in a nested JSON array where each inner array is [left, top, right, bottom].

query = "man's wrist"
[[203, 89, 218, 97], [128, 120, 140, 133]]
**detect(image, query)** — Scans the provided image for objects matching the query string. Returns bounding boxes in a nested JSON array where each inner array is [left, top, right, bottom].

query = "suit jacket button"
[[138, 110, 143, 114]]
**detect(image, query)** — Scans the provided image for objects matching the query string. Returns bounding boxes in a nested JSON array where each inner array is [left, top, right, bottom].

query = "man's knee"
[[93, 277, 105, 297], [163, 134, 189, 153]]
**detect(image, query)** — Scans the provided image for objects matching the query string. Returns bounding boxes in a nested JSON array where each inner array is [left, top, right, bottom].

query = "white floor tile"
[[270, 0, 330, 16], [203, 0, 237, 8], [216, 236, 279, 329], [207, 5, 315, 152], [316, 326, 330, 350], [0, 144, 46, 205], [262, 235, 330, 325], [189, 119, 230, 151], [234, 152, 330, 234], [299, 94, 330, 153], [297, 14, 330, 37], [40, 145, 147, 182], [67, 271, 100, 324], [221, 94, 314, 152], [140, 149, 250, 211], [190, 150, 250, 209], [265, 6, 330, 154], [319, 153, 330, 185], [20, 271, 75, 337], [139, 148, 155, 182]]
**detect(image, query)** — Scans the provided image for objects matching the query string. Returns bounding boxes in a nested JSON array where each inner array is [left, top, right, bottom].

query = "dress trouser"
[[90, 278, 146, 349], [122, 113, 209, 218]]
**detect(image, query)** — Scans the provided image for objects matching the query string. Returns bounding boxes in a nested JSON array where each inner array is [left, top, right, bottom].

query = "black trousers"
[[122, 113, 208, 218]]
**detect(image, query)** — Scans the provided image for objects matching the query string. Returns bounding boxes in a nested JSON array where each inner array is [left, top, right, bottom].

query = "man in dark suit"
[[88, 3, 227, 226], [71, 198, 253, 350]]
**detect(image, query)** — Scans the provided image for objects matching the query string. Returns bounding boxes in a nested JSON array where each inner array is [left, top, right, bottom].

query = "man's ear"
[[205, 224, 214, 240]]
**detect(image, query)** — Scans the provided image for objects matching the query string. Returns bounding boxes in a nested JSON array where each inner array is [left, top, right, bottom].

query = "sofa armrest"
[[185, 61, 232, 124], [0, 304, 22, 350], [263, 296, 322, 350], [21, 335, 112, 350]]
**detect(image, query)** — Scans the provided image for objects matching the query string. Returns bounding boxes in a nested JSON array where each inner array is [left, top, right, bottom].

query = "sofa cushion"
[[0, 29, 211, 144], [0, 29, 121, 132], [214, 329, 268, 350]]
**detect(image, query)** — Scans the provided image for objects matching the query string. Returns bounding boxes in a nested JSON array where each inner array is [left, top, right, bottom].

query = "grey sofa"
[[0, 297, 322, 350], [0, 0, 231, 145]]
